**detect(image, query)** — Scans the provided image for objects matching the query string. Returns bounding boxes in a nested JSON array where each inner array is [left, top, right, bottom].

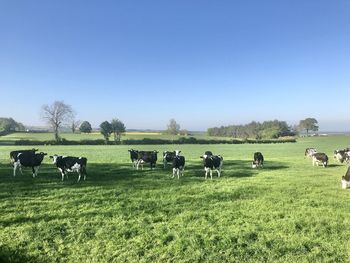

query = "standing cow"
[[50, 155, 87, 182], [252, 152, 264, 168], [334, 149, 350, 163], [10, 148, 38, 165], [13, 151, 47, 177], [200, 153, 223, 180], [172, 150, 185, 179], [341, 166, 350, 189], [312, 153, 328, 168], [136, 150, 159, 170], [163, 151, 176, 169]]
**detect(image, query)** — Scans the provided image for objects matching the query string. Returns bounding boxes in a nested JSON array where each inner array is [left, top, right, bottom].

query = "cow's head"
[[252, 161, 258, 169], [175, 150, 181, 156], [49, 154, 59, 164]]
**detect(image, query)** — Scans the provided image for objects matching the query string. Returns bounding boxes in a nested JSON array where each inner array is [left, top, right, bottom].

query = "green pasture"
[[1, 136, 350, 262], [0, 132, 224, 144]]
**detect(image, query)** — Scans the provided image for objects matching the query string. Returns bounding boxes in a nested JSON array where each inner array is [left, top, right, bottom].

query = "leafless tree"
[[71, 119, 81, 133], [41, 101, 74, 141]]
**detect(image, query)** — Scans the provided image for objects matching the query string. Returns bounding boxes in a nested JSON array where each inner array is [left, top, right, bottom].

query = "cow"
[[50, 155, 87, 182], [341, 166, 350, 189], [136, 150, 158, 170], [128, 149, 139, 168], [312, 153, 328, 167], [10, 148, 38, 165], [305, 148, 317, 158], [13, 151, 47, 177], [334, 149, 350, 163], [252, 152, 264, 168], [163, 151, 176, 168], [172, 150, 185, 179], [200, 153, 223, 179]]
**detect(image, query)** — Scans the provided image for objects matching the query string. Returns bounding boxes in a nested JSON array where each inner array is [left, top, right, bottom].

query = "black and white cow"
[[50, 155, 87, 182], [128, 149, 139, 168], [163, 151, 176, 168], [13, 151, 47, 177], [136, 150, 158, 170], [312, 153, 328, 168], [172, 150, 185, 179], [252, 152, 264, 168], [341, 166, 350, 189], [305, 148, 317, 158], [200, 153, 223, 179], [334, 149, 350, 163], [10, 148, 38, 165]]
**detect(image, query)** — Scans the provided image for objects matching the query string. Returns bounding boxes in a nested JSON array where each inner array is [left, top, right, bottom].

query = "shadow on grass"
[[0, 245, 44, 263], [0, 159, 289, 196], [327, 164, 344, 168]]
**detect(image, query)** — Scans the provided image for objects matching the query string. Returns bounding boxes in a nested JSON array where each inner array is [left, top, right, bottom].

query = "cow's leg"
[[205, 167, 209, 179], [77, 172, 81, 182], [172, 168, 176, 178], [13, 162, 19, 177], [136, 160, 140, 170], [163, 160, 167, 169], [32, 167, 36, 178], [210, 169, 213, 180], [217, 168, 221, 177], [33, 166, 40, 177], [59, 168, 65, 181]]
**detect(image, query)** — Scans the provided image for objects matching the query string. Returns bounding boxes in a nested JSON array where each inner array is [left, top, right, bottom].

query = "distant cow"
[[312, 153, 328, 168], [136, 150, 159, 170], [172, 150, 185, 179], [334, 149, 350, 163], [252, 152, 264, 168], [305, 148, 317, 158], [50, 155, 87, 182], [13, 151, 47, 177], [200, 153, 223, 179], [341, 166, 350, 189], [163, 151, 176, 168], [10, 148, 38, 165], [128, 149, 139, 168]]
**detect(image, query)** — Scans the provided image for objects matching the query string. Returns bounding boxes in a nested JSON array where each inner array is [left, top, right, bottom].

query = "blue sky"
[[0, 1, 349, 131]]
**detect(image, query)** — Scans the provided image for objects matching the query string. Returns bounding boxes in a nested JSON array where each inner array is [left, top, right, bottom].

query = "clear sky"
[[0, 0, 349, 131]]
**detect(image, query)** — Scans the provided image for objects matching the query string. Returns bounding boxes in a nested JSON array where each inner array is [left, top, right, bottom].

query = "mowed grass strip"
[[1, 136, 350, 262]]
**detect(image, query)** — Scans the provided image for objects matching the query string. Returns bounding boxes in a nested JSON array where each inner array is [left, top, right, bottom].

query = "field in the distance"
[[1, 136, 350, 262], [0, 131, 226, 144]]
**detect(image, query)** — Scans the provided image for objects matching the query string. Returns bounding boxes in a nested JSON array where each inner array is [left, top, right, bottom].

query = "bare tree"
[[167, 118, 180, 135], [41, 101, 74, 141]]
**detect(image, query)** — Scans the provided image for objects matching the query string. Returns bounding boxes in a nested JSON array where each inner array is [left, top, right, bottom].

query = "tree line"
[[207, 118, 319, 139]]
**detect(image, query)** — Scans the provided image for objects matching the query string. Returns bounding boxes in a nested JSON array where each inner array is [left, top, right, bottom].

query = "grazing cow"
[[341, 166, 350, 189], [312, 153, 328, 168], [13, 151, 47, 177], [204, 151, 213, 156], [252, 152, 264, 168], [172, 150, 185, 179], [305, 148, 317, 158], [200, 153, 223, 179], [10, 148, 38, 165], [128, 149, 139, 168], [136, 150, 158, 170], [163, 151, 176, 168], [334, 149, 350, 163], [50, 155, 87, 182]]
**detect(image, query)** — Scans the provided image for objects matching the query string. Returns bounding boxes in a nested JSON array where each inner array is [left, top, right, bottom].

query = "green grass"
[[1, 136, 350, 262], [0, 132, 233, 144]]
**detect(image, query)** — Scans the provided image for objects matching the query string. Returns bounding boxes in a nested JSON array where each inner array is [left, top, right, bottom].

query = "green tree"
[[79, 121, 92, 133], [111, 118, 126, 143], [0, 118, 25, 132], [299, 118, 319, 136], [167, 119, 180, 135], [100, 121, 112, 144]]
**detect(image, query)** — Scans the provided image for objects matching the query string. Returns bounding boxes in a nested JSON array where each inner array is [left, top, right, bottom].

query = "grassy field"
[[0, 132, 226, 144], [1, 136, 350, 262]]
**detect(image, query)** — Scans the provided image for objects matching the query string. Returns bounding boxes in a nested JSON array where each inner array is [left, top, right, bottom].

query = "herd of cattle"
[[7, 147, 350, 188], [304, 147, 350, 189], [8, 148, 264, 181]]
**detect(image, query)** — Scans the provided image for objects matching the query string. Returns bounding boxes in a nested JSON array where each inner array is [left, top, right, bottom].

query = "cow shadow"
[[0, 245, 44, 263], [327, 164, 345, 168]]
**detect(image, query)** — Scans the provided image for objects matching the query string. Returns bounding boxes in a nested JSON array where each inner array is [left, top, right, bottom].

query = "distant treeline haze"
[[207, 120, 296, 139]]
